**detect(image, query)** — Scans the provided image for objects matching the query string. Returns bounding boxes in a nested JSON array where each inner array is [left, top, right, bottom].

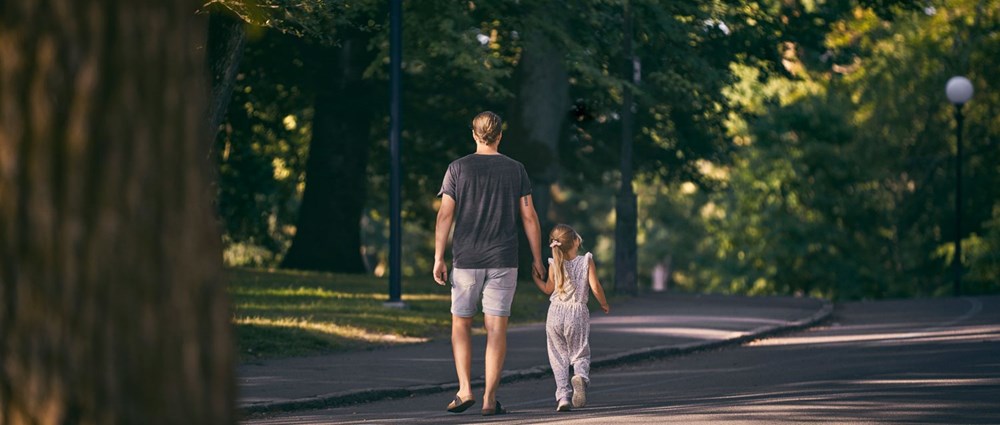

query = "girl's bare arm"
[[533, 261, 555, 295], [588, 256, 610, 313]]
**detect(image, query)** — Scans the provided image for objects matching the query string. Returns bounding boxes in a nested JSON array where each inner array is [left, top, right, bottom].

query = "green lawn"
[[228, 268, 554, 360]]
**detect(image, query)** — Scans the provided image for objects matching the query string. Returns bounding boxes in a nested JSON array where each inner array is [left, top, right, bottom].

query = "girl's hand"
[[600, 303, 610, 314], [531, 272, 546, 288]]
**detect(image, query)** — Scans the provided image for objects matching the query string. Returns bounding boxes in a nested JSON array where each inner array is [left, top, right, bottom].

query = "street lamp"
[[945, 76, 973, 296]]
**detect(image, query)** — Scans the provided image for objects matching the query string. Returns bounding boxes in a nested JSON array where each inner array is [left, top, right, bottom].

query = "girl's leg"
[[546, 309, 572, 402], [567, 309, 591, 383], [567, 309, 591, 408]]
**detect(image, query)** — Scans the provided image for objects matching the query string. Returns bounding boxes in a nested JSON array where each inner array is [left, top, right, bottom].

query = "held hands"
[[531, 259, 546, 283], [432, 259, 448, 286], [530, 258, 549, 294], [531, 269, 546, 288]]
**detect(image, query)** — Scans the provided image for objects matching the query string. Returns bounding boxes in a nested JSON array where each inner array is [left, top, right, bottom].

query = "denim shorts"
[[451, 268, 518, 317]]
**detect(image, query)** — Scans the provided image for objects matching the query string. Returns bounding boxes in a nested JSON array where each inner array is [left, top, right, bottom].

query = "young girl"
[[532, 224, 610, 412]]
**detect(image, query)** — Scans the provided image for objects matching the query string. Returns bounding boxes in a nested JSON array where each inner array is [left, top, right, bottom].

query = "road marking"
[[752, 297, 986, 347], [848, 378, 1000, 386], [941, 297, 983, 328]]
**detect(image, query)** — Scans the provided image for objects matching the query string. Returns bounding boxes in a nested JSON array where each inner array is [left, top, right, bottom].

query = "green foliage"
[[212, 0, 999, 300], [966, 206, 1000, 291], [214, 1, 524, 268], [712, 91, 887, 298], [215, 32, 312, 266], [634, 0, 1000, 299], [204, 0, 375, 44], [366, 0, 524, 230], [561, 0, 763, 188]]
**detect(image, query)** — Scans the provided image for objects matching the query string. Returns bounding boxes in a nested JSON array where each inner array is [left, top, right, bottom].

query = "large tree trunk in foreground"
[[507, 32, 570, 275], [280, 35, 373, 273], [0, 1, 234, 424]]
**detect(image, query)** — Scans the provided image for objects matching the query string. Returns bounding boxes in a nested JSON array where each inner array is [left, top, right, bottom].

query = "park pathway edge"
[[240, 297, 833, 417]]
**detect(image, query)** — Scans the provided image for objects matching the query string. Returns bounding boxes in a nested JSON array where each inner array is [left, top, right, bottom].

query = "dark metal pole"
[[953, 103, 963, 297], [387, 0, 403, 306], [614, 0, 638, 296]]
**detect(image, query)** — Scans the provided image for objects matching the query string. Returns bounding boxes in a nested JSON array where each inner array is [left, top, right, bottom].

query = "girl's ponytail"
[[551, 239, 567, 296], [548, 224, 580, 299]]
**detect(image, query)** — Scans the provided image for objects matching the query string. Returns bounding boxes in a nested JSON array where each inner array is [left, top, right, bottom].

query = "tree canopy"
[[210, 0, 1000, 299]]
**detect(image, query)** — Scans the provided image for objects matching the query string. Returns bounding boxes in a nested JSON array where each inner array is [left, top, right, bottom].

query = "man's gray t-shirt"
[[438, 153, 532, 269]]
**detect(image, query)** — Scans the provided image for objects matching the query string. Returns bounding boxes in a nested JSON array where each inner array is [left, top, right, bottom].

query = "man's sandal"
[[481, 401, 508, 416], [446, 395, 475, 413]]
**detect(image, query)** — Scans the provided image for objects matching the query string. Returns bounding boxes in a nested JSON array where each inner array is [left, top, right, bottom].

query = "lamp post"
[[385, 0, 404, 308], [945, 76, 973, 297]]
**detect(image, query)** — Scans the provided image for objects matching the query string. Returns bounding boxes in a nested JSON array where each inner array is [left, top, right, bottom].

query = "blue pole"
[[388, 0, 403, 305], [953, 104, 963, 296]]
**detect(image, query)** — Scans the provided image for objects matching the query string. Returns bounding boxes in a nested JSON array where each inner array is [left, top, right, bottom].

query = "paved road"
[[239, 293, 826, 411], [244, 296, 1000, 424]]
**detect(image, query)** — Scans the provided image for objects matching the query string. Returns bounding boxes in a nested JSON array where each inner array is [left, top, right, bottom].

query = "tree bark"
[[280, 35, 373, 273], [207, 10, 247, 141], [615, 2, 638, 295], [0, 1, 234, 424], [506, 32, 570, 274]]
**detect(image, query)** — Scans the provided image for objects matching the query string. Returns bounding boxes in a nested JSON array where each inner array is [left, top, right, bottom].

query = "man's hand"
[[433, 259, 449, 285], [531, 270, 545, 288], [531, 259, 546, 283]]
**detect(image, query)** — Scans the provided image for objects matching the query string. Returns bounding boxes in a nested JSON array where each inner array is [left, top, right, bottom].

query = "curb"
[[240, 299, 834, 417]]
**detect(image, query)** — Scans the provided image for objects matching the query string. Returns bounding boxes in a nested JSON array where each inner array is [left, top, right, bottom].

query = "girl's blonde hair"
[[471, 111, 502, 145], [549, 224, 581, 297]]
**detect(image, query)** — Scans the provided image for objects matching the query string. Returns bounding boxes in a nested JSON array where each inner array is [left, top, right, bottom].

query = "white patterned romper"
[[546, 252, 593, 402]]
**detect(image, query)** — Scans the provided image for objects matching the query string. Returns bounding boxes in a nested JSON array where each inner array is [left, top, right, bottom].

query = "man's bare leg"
[[452, 315, 475, 401], [482, 314, 509, 409]]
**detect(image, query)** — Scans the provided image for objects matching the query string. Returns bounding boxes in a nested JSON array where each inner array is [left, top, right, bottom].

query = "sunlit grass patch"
[[228, 267, 552, 360], [235, 316, 429, 344], [230, 286, 379, 299]]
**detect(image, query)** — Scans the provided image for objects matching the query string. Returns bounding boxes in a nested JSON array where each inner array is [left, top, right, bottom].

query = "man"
[[433, 111, 545, 416]]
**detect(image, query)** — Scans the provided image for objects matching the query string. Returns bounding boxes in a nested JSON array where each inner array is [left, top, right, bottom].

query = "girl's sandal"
[[446, 395, 475, 413], [481, 401, 507, 416]]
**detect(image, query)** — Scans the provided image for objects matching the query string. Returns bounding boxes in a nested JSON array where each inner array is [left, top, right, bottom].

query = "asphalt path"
[[244, 295, 1000, 424]]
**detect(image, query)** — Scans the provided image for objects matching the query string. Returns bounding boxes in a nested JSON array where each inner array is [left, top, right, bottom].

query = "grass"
[[228, 267, 555, 361]]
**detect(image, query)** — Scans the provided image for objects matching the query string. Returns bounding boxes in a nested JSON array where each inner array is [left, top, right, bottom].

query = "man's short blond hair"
[[472, 111, 502, 145]]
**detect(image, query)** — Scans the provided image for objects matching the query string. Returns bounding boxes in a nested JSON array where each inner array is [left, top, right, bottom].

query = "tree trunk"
[[207, 10, 247, 141], [615, 2, 639, 295], [506, 32, 570, 274], [0, 1, 234, 424], [280, 36, 373, 273]]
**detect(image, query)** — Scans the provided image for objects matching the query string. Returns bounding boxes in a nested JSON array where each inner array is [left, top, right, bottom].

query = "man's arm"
[[519, 194, 545, 280], [433, 195, 456, 285]]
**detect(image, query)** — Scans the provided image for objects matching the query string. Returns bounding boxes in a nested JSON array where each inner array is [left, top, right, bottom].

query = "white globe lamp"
[[946, 76, 973, 105]]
